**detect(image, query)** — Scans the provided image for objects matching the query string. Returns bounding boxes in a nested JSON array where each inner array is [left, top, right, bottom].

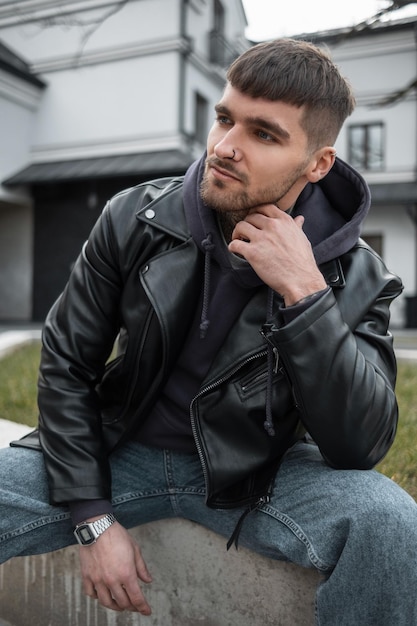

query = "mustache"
[[205, 156, 245, 182]]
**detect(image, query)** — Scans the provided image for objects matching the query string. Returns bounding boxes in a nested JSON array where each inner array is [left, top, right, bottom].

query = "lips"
[[210, 165, 240, 181], [209, 163, 241, 182]]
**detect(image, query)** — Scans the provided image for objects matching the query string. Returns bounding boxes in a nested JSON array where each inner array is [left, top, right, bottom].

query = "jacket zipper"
[[226, 493, 271, 551], [189, 349, 268, 501]]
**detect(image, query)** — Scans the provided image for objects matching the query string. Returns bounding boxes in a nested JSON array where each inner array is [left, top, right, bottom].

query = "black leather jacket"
[[16, 173, 402, 510]]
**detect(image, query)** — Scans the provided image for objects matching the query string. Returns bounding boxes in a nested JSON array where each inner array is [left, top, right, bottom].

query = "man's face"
[[201, 84, 313, 216]]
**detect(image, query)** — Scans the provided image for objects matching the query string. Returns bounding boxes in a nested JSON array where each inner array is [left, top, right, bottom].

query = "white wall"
[[0, 0, 247, 166], [0, 1, 186, 162], [0, 69, 42, 198], [0, 0, 180, 65], [30, 53, 181, 160]]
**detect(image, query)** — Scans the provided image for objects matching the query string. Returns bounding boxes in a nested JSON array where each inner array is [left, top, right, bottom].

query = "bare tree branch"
[[1, 1, 132, 67], [366, 1, 417, 106], [371, 77, 417, 107], [330, 0, 417, 39], [324, 0, 417, 107], [74, 0, 130, 65]]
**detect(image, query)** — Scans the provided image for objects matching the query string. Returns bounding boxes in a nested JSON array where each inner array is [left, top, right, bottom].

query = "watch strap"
[[74, 513, 116, 545], [91, 513, 116, 536]]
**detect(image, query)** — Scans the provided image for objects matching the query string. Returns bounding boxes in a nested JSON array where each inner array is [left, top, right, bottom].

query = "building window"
[[195, 92, 208, 145], [214, 0, 225, 34], [209, 0, 228, 65], [348, 123, 384, 171]]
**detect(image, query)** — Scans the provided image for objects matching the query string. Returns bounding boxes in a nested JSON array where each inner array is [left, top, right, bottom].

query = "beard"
[[200, 156, 308, 217]]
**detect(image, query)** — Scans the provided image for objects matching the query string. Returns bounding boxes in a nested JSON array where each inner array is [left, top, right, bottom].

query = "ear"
[[306, 147, 336, 183]]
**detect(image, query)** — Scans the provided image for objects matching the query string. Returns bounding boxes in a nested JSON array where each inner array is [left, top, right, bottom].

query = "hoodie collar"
[[183, 153, 370, 269], [292, 157, 371, 266]]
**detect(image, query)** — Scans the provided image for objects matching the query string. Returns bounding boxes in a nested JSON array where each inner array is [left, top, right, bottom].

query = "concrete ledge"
[[0, 519, 321, 626]]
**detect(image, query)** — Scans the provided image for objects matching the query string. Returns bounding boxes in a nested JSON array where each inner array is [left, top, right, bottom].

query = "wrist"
[[287, 287, 329, 308], [283, 279, 327, 307]]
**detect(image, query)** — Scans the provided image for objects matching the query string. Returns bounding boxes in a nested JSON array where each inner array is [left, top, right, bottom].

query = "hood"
[[292, 156, 371, 266], [184, 153, 370, 270]]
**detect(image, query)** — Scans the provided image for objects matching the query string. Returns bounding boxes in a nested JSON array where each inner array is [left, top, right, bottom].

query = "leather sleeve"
[[37, 178, 190, 506], [262, 245, 403, 470], [37, 201, 125, 505]]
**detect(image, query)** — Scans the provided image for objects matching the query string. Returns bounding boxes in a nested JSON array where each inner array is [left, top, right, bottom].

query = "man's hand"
[[228, 204, 326, 306], [79, 521, 153, 614]]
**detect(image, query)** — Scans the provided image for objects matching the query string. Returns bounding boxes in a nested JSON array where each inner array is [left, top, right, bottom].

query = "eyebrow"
[[214, 103, 291, 141]]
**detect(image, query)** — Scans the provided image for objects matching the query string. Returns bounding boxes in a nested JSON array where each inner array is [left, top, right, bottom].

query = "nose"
[[214, 133, 238, 160]]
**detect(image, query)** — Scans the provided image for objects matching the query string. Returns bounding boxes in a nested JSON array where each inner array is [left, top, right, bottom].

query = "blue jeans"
[[1, 440, 417, 625]]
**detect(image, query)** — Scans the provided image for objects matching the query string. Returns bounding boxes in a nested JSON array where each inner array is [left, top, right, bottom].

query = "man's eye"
[[217, 115, 232, 125], [257, 130, 274, 142]]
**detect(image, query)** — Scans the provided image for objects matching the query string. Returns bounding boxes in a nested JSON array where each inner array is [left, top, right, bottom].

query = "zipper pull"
[[273, 346, 280, 374], [258, 494, 270, 505], [226, 496, 270, 551]]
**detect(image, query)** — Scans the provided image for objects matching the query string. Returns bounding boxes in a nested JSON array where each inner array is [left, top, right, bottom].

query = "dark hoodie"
[[135, 152, 370, 452], [70, 152, 370, 524]]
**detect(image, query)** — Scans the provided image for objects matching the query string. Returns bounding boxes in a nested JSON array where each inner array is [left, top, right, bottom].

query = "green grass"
[[377, 361, 417, 500], [1, 342, 417, 499], [0, 341, 41, 427]]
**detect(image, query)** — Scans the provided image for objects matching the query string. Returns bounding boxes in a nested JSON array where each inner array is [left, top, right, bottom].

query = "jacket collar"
[[136, 178, 189, 242]]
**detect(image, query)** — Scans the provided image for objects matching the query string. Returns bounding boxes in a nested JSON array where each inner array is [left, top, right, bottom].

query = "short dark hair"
[[227, 38, 355, 151]]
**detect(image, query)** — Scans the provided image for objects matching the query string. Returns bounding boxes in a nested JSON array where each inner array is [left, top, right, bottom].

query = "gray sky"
[[242, 0, 417, 41]]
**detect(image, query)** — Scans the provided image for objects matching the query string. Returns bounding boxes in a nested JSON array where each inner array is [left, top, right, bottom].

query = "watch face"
[[76, 525, 95, 545]]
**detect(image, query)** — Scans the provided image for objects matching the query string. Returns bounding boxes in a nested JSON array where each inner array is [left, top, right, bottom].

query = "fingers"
[[245, 205, 305, 228], [227, 201, 321, 298], [92, 582, 125, 612], [84, 575, 152, 614], [79, 525, 153, 614], [119, 579, 152, 615], [134, 542, 153, 584], [99, 580, 152, 614], [235, 204, 296, 237], [246, 203, 281, 218], [230, 205, 305, 247], [293, 214, 305, 228]]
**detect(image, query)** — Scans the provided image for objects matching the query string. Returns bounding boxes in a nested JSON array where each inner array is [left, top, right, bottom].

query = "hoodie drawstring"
[[200, 233, 215, 339], [264, 289, 276, 437]]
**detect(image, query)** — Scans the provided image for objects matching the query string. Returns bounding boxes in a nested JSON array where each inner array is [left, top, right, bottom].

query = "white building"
[[0, 0, 248, 321], [305, 16, 417, 328], [0, 40, 44, 321], [1, 4, 416, 329]]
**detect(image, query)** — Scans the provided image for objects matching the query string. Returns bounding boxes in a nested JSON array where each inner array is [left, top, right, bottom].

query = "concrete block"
[[0, 518, 321, 626]]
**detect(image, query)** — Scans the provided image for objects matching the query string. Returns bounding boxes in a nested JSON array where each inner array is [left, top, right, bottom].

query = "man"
[[1, 39, 417, 624]]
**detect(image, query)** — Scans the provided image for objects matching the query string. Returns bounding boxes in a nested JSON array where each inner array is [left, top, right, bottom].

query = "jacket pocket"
[[236, 362, 284, 401]]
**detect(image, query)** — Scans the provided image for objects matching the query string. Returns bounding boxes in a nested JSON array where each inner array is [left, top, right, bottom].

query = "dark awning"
[[3, 149, 194, 186]]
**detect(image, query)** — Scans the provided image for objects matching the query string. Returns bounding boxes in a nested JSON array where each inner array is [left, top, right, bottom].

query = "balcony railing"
[[208, 30, 239, 67]]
